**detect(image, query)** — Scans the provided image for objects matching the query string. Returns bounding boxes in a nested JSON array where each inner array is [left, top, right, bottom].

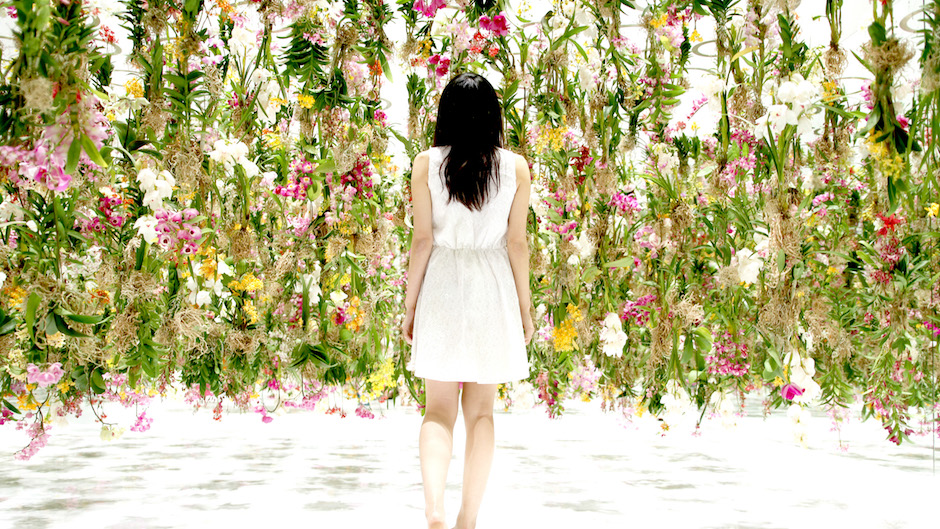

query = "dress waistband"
[[432, 243, 507, 251]]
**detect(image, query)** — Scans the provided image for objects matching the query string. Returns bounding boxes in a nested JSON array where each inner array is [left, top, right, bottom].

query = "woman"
[[401, 72, 535, 529]]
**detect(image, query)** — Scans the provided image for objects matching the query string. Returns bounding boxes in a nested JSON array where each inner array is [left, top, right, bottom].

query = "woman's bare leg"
[[455, 382, 497, 529], [419, 379, 460, 529]]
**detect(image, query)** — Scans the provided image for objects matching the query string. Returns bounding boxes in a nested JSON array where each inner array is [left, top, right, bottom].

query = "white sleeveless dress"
[[406, 146, 531, 384]]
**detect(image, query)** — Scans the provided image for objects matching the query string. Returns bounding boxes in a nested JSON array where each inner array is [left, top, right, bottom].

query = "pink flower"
[[355, 404, 375, 419], [479, 12, 509, 37], [780, 383, 805, 401], [413, 0, 446, 18], [26, 362, 65, 388]]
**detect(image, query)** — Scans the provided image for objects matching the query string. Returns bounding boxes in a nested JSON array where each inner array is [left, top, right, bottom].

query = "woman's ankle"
[[455, 511, 477, 529], [426, 510, 447, 527]]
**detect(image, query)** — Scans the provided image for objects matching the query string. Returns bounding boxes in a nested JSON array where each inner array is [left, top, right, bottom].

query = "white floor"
[[1, 390, 937, 529]]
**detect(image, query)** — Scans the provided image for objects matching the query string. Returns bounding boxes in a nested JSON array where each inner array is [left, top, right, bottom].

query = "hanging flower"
[[413, 0, 446, 18], [599, 312, 626, 357]]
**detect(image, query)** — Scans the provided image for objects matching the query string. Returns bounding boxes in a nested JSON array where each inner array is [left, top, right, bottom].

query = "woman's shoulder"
[[498, 148, 529, 180]]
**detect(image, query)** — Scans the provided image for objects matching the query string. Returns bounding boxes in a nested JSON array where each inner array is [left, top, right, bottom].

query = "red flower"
[[876, 213, 903, 236]]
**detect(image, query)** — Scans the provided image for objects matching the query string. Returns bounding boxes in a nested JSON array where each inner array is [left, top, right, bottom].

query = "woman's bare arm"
[[403, 151, 434, 312], [506, 154, 532, 318]]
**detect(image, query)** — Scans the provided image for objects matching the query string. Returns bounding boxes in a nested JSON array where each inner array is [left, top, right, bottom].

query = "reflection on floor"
[[0, 390, 937, 529]]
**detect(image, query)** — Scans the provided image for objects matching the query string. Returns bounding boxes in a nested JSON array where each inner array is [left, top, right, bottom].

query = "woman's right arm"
[[507, 154, 534, 345]]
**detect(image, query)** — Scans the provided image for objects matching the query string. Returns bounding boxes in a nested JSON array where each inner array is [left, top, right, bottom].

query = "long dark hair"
[[432, 72, 504, 211]]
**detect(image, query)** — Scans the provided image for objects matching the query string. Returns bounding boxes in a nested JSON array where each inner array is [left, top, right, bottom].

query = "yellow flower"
[[345, 296, 365, 332], [297, 94, 316, 109], [773, 376, 784, 387], [649, 13, 668, 29], [56, 379, 73, 393], [201, 257, 218, 280], [552, 317, 577, 352], [926, 203, 939, 218], [3, 285, 27, 310], [46, 332, 66, 349], [244, 299, 259, 324], [363, 357, 395, 400], [229, 272, 263, 292], [125, 78, 144, 98], [566, 303, 583, 322], [690, 29, 702, 42]]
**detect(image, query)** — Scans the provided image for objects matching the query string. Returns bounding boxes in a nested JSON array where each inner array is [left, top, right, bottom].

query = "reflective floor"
[[1, 390, 937, 529]]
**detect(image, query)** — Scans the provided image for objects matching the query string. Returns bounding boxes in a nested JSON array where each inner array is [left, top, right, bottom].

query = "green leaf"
[[63, 313, 104, 325], [25, 293, 40, 342], [91, 369, 106, 394], [606, 257, 634, 268], [776, 249, 786, 272], [867, 21, 886, 46], [65, 138, 82, 174], [582, 266, 600, 283], [2, 399, 21, 414], [53, 313, 90, 338], [80, 135, 108, 168]]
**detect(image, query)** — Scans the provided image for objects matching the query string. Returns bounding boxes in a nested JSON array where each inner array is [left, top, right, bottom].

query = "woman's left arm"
[[402, 151, 433, 343]]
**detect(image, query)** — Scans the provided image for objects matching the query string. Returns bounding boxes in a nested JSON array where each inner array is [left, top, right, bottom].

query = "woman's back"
[[426, 145, 518, 250]]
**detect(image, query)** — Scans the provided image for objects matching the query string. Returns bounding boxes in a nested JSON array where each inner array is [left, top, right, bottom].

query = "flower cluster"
[[567, 356, 600, 401], [413, 0, 446, 18], [25, 363, 65, 388], [136, 208, 203, 255], [705, 331, 750, 377], [427, 54, 451, 77], [599, 312, 626, 357], [782, 351, 821, 404], [137, 168, 176, 210], [608, 192, 641, 216], [208, 138, 259, 177], [534, 370, 563, 418], [478, 12, 509, 37], [621, 294, 657, 326], [130, 411, 154, 432]]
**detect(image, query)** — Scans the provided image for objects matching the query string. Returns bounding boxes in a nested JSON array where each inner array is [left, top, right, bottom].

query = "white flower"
[[100, 424, 126, 442], [784, 351, 821, 404], [787, 403, 810, 424], [216, 260, 234, 278], [294, 270, 322, 304], [777, 81, 800, 103], [136, 167, 158, 189], [0, 271, 5, 289], [661, 379, 693, 415], [599, 312, 626, 357], [261, 171, 278, 188], [230, 26, 258, 60], [509, 381, 536, 410], [329, 290, 347, 305], [766, 104, 799, 133], [240, 158, 260, 179], [734, 248, 764, 284], [0, 197, 25, 222], [753, 231, 769, 256], [134, 215, 159, 243], [26, 220, 38, 232], [194, 290, 212, 307], [209, 138, 254, 176]]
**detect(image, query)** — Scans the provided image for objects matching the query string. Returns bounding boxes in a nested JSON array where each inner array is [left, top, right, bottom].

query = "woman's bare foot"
[[426, 513, 447, 529]]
